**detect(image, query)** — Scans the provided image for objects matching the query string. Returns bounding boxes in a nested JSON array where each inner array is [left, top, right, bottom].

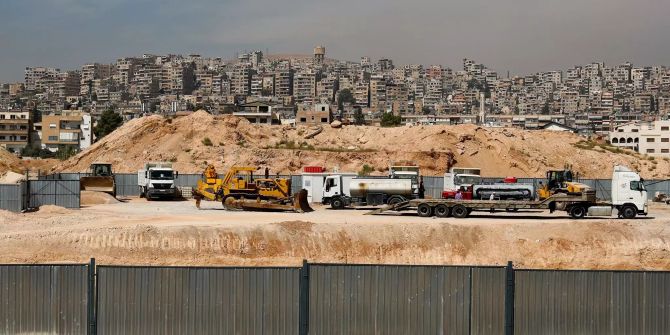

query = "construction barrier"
[[2, 260, 670, 334]]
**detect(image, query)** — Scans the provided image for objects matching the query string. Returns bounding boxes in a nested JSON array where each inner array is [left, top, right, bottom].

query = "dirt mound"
[[0, 171, 26, 184], [0, 148, 21, 175], [81, 191, 120, 205], [53, 111, 670, 178]]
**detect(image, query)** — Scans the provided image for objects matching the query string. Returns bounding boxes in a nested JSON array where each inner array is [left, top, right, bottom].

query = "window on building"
[[662, 138, 669, 143], [662, 126, 669, 131], [662, 149, 669, 154], [48, 136, 58, 141], [300, 118, 306, 122], [321, 118, 328, 123], [647, 138, 655, 143], [321, 106, 326, 111], [647, 149, 655, 153], [49, 123, 56, 128], [632, 129, 639, 132], [617, 129, 623, 132], [20, 115, 26, 119]]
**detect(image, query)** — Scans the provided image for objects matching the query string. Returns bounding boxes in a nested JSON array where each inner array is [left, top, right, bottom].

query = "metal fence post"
[[88, 258, 97, 335], [504, 261, 514, 335], [299, 259, 310, 335]]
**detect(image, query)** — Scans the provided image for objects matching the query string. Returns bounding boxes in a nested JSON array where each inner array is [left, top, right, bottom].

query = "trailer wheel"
[[452, 204, 469, 218], [620, 205, 637, 219], [568, 206, 586, 219], [434, 204, 450, 218], [331, 197, 345, 210], [417, 204, 433, 217]]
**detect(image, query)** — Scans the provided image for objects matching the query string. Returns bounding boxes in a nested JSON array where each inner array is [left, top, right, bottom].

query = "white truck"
[[322, 166, 420, 209], [138, 162, 179, 200], [372, 165, 648, 219]]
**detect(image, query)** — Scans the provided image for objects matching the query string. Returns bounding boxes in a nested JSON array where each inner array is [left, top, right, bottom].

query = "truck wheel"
[[434, 204, 450, 218], [620, 206, 637, 219], [568, 206, 586, 219], [331, 197, 345, 210], [387, 196, 405, 206], [417, 204, 433, 217], [452, 204, 469, 218]]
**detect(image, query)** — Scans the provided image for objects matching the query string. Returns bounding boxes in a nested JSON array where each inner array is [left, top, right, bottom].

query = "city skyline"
[[2, 0, 670, 81]]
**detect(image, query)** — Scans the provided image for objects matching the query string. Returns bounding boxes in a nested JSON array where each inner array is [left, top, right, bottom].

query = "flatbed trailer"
[[368, 192, 642, 219]]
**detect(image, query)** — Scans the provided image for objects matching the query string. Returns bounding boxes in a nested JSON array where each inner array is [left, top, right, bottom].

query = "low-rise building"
[[234, 101, 275, 124], [609, 120, 670, 156], [296, 103, 331, 125], [0, 109, 31, 153], [41, 110, 92, 152]]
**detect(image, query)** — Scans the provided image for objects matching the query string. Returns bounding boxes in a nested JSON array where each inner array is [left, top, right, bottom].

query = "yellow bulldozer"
[[192, 165, 313, 212], [80, 163, 116, 197], [538, 167, 592, 200]]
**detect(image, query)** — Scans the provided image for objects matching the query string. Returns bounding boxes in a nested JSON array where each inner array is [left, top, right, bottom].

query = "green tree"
[[353, 107, 365, 125], [337, 89, 356, 110], [56, 145, 77, 160], [380, 112, 402, 127], [94, 108, 123, 140], [542, 100, 550, 114]]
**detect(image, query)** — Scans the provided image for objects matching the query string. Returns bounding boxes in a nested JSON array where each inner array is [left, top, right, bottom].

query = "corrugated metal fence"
[[32, 172, 670, 201], [27, 179, 81, 208], [2, 261, 670, 334], [97, 266, 300, 335], [515, 269, 670, 334], [0, 180, 79, 212], [0, 264, 89, 335], [308, 264, 506, 335], [0, 182, 27, 212]]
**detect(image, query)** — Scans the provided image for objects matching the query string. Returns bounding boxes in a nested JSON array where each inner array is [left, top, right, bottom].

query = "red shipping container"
[[303, 166, 325, 173]]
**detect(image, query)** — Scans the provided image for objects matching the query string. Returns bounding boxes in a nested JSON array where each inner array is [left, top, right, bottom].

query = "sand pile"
[[53, 111, 670, 178], [81, 191, 120, 205], [0, 148, 21, 175], [0, 171, 26, 184]]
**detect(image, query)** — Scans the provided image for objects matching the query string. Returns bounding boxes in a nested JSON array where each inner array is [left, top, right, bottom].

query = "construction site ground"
[[1, 198, 669, 270]]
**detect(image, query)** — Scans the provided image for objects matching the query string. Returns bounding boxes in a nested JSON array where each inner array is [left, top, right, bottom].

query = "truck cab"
[[322, 175, 347, 204], [611, 165, 648, 218], [138, 163, 179, 199]]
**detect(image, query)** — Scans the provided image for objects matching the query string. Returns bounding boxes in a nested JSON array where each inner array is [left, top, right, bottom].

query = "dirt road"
[[1, 199, 669, 270]]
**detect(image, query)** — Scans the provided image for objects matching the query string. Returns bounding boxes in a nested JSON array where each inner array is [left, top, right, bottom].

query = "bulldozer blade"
[[80, 176, 116, 196], [292, 189, 314, 213], [222, 189, 314, 213]]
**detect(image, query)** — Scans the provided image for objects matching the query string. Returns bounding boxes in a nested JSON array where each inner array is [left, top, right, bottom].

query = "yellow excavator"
[[538, 166, 591, 200], [192, 165, 313, 212]]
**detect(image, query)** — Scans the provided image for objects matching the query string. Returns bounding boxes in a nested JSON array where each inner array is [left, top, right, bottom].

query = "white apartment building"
[[610, 120, 670, 157]]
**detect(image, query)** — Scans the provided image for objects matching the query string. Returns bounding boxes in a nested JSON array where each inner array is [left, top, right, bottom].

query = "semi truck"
[[138, 162, 179, 200], [371, 165, 647, 219], [322, 166, 420, 209]]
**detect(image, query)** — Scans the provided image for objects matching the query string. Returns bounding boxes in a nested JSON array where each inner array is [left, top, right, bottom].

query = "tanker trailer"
[[322, 174, 417, 209]]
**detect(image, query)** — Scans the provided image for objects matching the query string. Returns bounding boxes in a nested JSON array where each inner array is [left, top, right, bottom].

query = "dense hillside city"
[[1, 46, 670, 156]]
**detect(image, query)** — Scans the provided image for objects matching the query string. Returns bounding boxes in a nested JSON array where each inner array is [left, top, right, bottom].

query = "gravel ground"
[[1, 198, 669, 270]]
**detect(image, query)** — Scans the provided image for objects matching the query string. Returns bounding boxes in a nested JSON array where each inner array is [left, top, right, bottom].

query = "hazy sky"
[[1, 0, 669, 81]]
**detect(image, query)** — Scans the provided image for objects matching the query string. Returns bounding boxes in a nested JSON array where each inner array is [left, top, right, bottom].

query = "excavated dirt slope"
[[54, 111, 669, 178], [1, 201, 669, 269], [0, 148, 20, 175]]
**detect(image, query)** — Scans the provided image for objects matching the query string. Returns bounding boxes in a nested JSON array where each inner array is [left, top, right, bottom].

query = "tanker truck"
[[322, 174, 418, 209]]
